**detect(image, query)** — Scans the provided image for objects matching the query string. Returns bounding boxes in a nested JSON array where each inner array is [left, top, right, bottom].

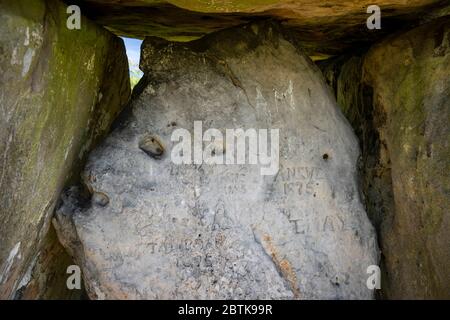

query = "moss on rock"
[[0, 0, 130, 299], [320, 17, 450, 299]]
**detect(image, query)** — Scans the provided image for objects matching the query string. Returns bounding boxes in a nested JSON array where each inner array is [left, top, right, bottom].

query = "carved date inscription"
[[277, 166, 324, 197]]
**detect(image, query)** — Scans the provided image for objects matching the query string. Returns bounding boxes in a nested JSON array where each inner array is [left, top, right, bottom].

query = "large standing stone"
[[0, 0, 130, 298], [54, 22, 379, 299], [319, 17, 450, 299], [362, 18, 450, 299]]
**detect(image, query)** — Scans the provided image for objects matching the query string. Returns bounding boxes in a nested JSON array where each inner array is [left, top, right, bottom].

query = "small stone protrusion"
[[92, 192, 110, 207], [139, 134, 164, 159]]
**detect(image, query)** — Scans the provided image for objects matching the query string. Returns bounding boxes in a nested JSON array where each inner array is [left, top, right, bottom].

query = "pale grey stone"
[[54, 22, 379, 300]]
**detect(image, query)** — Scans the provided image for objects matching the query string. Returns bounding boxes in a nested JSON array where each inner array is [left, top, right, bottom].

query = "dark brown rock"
[[320, 17, 450, 299], [73, 0, 449, 56]]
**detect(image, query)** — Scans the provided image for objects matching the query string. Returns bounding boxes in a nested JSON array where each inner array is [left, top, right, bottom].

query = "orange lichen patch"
[[262, 234, 301, 298]]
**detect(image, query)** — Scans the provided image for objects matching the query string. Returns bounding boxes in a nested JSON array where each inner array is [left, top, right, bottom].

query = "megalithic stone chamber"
[[54, 22, 379, 299]]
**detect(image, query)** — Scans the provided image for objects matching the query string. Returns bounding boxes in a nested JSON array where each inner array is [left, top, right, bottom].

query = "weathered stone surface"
[[55, 22, 379, 299], [0, 0, 130, 298], [138, 133, 165, 159], [71, 0, 449, 56], [363, 18, 450, 299], [319, 17, 450, 299], [13, 226, 88, 300]]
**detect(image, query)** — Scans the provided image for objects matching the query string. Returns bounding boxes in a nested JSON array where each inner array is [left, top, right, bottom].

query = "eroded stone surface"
[[319, 17, 450, 299], [363, 18, 450, 299], [73, 0, 449, 56], [55, 22, 379, 299], [0, 0, 130, 299]]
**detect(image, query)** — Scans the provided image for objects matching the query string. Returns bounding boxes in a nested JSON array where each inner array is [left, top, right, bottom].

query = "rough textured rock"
[[55, 22, 379, 300], [13, 226, 88, 300], [0, 0, 130, 299], [363, 18, 450, 299], [319, 54, 394, 238], [320, 17, 450, 299], [72, 0, 450, 56]]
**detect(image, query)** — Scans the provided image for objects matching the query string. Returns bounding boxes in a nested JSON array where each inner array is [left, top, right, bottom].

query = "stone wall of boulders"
[[0, 0, 130, 299], [320, 18, 450, 299]]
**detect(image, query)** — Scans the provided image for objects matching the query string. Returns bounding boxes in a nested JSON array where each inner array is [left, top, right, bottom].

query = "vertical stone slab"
[[55, 22, 378, 299], [0, 0, 130, 298], [362, 18, 450, 299]]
